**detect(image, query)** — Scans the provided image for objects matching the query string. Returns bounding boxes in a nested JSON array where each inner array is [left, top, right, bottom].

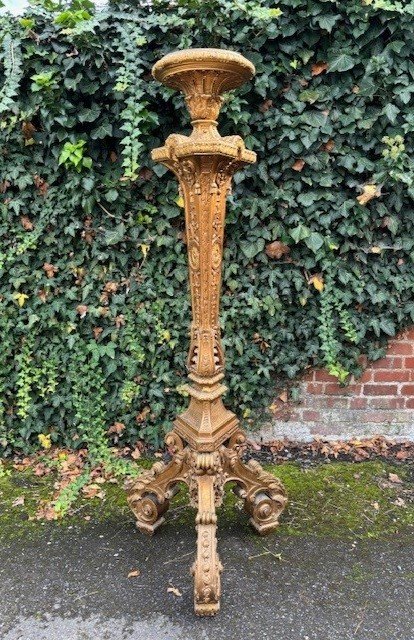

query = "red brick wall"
[[259, 327, 414, 442]]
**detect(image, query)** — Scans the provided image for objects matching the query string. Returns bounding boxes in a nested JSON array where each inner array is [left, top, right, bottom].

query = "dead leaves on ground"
[[107, 422, 126, 444], [388, 472, 403, 484], [82, 483, 105, 500], [266, 435, 414, 464], [42, 263, 58, 278], [7, 444, 142, 520], [20, 215, 34, 231], [259, 99, 273, 113], [5, 436, 413, 523]]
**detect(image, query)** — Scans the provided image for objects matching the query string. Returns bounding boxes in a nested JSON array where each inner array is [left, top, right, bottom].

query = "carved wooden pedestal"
[[127, 48, 287, 616]]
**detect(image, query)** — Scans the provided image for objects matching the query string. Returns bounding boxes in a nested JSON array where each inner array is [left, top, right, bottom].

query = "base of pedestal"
[[126, 429, 287, 616], [173, 377, 240, 452]]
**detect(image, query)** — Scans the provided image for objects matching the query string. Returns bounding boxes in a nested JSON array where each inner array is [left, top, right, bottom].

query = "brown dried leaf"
[[33, 174, 49, 196], [265, 241, 290, 260], [259, 99, 273, 113], [394, 497, 406, 507], [279, 390, 288, 403], [128, 569, 141, 578], [139, 167, 153, 181], [43, 263, 58, 278], [36, 504, 59, 521], [22, 121, 36, 140], [108, 422, 126, 436], [76, 304, 88, 318], [311, 61, 328, 76], [388, 472, 402, 484], [114, 314, 125, 329], [354, 448, 370, 461], [292, 158, 305, 172], [104, 281, 118, 294], [357, 183, 381, 206], [136, 406, 151, 423], [20, 215, 34, 231], [34, 462, 48, 477], [131, 447, 142, 460], [396, 450, 409, 461], [82, 484, 105, 499], [12, 496, 25, 507], [93, 327, 103, 340], [246, 438, 261, 451], [322, 139, 335, 152]]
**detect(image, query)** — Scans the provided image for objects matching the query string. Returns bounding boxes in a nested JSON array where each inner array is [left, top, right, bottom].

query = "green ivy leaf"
[[383, 103, 400, 123], [103, 224, 126, 245], [305, 232, 324, 252], [314, 14, 340, 32], [290, 225, 311, 243], [328, 53, 355, 73]]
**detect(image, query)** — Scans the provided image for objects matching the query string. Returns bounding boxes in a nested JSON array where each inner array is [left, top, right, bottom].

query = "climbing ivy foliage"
[[1, 0, 414, 453]]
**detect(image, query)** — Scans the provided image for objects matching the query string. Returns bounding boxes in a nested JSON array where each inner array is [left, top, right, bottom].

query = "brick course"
[[257, 327, 414, 442]]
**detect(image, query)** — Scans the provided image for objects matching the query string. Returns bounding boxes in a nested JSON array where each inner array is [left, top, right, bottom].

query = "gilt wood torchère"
[[127, 48, 287, 616]]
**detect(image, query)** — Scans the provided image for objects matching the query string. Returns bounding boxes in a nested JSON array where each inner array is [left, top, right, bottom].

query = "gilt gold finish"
[[127, 48, 287, 616]]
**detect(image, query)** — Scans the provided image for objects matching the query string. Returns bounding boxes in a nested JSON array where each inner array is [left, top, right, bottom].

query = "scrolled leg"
[[223, 432, 287, 535], [126, 432, 190, 535], [191, 464, 223, 616]]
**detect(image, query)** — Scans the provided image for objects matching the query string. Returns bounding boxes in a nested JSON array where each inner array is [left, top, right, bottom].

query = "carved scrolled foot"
[[127, 462, 170, 535], [223, 436, 287, 535], [239, 460, 286, 535], [192, 473, 222, 616], [127, 432, 190, 535], [131, 491, 169, 535], [243, 488, 285, 536]]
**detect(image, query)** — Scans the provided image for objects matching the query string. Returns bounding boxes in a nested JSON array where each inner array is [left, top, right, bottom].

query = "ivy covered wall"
[[1, 0, 414, 453]]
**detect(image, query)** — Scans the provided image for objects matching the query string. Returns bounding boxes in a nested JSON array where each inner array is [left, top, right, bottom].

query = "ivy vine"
[[0, 0, 413, 453]]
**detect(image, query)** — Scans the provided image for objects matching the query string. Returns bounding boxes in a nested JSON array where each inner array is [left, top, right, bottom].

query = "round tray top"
[[152, 48, 255, 93]]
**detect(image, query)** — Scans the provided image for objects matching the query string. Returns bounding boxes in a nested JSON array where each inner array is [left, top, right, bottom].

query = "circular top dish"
[[152, 48, 255, 91]]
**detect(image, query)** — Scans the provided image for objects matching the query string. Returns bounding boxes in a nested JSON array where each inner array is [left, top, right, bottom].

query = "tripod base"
[[127, 430, 287, 616]]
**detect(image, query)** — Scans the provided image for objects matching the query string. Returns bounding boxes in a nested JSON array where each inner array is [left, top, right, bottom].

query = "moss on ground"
[[276, 461, 414, 539], [0, 460, 413, 542]]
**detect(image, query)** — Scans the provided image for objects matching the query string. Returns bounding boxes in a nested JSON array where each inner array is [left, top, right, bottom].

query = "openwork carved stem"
[[127, 48, 287, 616]]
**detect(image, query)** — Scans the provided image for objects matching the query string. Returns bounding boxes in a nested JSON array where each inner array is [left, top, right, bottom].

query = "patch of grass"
[[0, 460, 413, 541]]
